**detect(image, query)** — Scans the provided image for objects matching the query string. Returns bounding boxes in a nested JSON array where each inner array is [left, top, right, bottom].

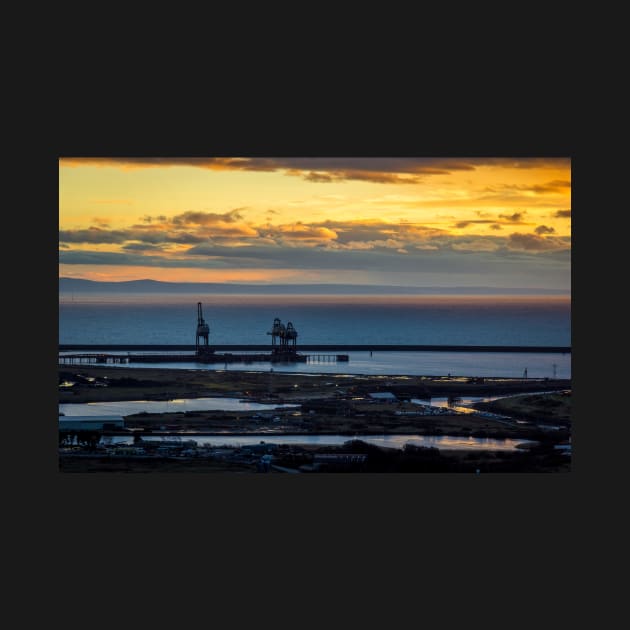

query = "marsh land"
[[58, 365, 571, 473]]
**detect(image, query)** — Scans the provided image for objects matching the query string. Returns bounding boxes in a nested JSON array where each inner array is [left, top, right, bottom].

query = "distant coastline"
[[59, 277, 570, 297]]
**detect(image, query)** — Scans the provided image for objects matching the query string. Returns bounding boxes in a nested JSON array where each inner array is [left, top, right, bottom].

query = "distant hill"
[[59, 278, 570, 296]]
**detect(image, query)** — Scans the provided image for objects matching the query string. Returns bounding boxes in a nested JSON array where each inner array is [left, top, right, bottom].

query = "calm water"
[[59, 294, 571, 346], [58, 393, 506, 417], [59, 294, 571, 378], [59, 397, 299, 416]]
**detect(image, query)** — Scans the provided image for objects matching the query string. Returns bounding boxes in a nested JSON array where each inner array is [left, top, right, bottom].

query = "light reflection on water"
[[106, 433, 532, 451], [59, 349, 571, 378], [60, 394, 506, 418], [59, 397, 298, 416], [412, 396, 502, 415]]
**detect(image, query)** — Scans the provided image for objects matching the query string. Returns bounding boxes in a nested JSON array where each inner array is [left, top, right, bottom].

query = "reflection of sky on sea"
[[59, 398, 298, 416]]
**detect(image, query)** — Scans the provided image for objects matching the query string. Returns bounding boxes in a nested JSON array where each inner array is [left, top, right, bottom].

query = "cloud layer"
[[59, 207, 571, 286], [60, 157, 570, 185], [59, 157, 571, 289]]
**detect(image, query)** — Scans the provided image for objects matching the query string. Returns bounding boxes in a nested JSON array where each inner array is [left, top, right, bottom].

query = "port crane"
[[267, 317, 298, 353], [196, 302, 210, 352], [285, 322, 298, 349], [268, 317, 285, 348]]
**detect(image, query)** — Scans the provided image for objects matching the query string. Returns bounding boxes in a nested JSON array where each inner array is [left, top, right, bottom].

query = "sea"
[[58, 294, 571, 379]]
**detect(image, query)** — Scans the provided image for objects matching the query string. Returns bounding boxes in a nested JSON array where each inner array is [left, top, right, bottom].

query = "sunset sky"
[[59, 157, 571, 290]]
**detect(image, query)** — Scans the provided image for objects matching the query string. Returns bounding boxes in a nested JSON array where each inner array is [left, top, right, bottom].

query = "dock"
[[58, 351, 349, 365], [59, 308, 352, 366], [59, 343, 571, 353], [58, 303, 568, 368]]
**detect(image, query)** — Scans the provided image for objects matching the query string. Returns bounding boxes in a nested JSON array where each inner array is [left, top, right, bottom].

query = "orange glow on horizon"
[[58, 265, 325, 284]]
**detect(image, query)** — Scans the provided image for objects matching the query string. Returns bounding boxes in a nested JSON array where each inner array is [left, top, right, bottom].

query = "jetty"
[[59, 305, 348, 366]]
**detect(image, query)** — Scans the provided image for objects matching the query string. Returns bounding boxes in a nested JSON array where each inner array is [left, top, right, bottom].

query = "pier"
[[59, 307, 350, 366], [59, 343, 571, 353], [58, 303, 568, 368], [58, 351, 349, 366]]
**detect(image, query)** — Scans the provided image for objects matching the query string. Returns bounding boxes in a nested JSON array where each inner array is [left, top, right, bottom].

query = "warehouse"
[[59, 416, 125, 431]]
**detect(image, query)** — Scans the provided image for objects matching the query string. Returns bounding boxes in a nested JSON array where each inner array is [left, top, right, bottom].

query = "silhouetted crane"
[[285, 321, 298, 349], [268, 317, 284, 348], [196, 302, 210, 353], [267, 317, 298, 354]]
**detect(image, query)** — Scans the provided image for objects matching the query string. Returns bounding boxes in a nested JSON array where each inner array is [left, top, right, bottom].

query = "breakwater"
[[59, 344, 571, 353]]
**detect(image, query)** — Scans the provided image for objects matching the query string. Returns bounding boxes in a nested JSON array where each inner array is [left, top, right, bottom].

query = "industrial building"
[[58, 416, 125, 431]]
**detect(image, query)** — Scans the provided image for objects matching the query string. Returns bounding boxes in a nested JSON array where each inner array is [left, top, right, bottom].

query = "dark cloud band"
[[60, 157, 570, 184]]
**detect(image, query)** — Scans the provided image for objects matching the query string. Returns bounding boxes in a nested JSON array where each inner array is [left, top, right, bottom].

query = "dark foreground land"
[[58, 366, 571, 473], [59, 445, 570, 473], [59, 365, 569, 404]]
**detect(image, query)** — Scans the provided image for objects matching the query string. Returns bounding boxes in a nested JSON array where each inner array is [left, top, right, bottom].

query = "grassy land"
[[119, 408, 533, 438], [471, 391, 571, 425], [59, 366, 571, 440], [59, 365, 570, 404], [58, 366, 571, 473]]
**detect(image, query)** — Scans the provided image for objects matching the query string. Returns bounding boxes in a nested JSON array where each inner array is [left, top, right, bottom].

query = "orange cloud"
[[327, 238, 406, 251], [507, 233, 568, 251], [273, 224, 338, 241], [451, 239, 500, 252]]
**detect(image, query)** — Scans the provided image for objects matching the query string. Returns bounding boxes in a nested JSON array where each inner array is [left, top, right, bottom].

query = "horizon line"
[[59, 277, 570, 292]]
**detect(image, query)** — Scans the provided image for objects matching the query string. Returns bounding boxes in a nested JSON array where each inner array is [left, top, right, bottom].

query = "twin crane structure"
[[196, 303, 304, 362], [60, 303, 348, 366], [267, 317, 298, 354]]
